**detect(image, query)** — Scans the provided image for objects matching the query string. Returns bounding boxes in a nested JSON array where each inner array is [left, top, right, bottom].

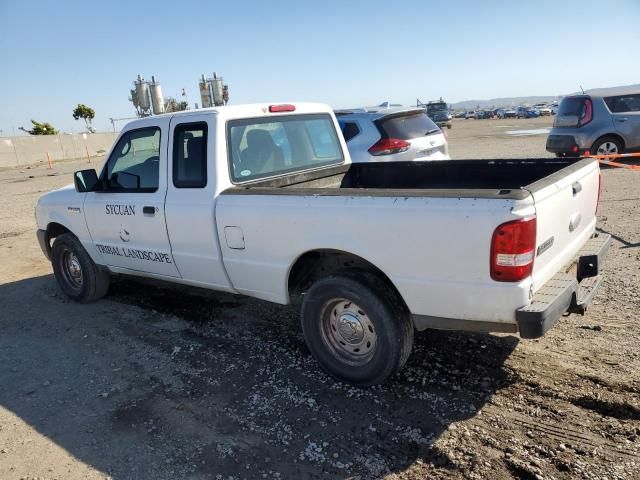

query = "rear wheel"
[[591, 136, 623, 156], [301, 272, 413, 386], [51, 233, 110, 303]]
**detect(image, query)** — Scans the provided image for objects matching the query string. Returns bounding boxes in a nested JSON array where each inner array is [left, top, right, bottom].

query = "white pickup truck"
[[36, 102, 610, 385]]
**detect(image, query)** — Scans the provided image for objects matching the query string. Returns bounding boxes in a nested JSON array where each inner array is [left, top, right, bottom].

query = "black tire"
[[590, 136, 623, 156], [51, 233, 110, 303], [301, 271, 413, 386]]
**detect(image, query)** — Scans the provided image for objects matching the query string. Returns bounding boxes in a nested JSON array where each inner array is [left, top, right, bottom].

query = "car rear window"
[[558, 97, 587, 116], [227, 114, 344, 183], [377, 112, 439, 140]]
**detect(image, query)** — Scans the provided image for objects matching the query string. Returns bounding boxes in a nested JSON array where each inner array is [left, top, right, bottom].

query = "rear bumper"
[[516, 233, 611, 339], [546, 134, 579, 154]]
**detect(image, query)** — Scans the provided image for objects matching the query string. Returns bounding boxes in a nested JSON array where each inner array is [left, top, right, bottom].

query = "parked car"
[[516, 107, 540, 119], [549, 103, 560, 115], [336, 107, 449, 162], [498, 108, 517, 119], [546, 91, 640, 156], [35, 102, 610, 386], [453, 111, 466, 118], [465, 111, 476, 119], [534, 104, 552, 116]]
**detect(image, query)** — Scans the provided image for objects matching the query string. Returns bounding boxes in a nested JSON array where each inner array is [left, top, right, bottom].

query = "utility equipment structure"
[[129, 75, 165, 117], [199, 73, 229, 108]]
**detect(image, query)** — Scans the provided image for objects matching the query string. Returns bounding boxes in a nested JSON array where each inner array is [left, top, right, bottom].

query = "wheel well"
[[593, 134, 625, 151], [46, 222, 71, 246], [287, 249, 407, 308]]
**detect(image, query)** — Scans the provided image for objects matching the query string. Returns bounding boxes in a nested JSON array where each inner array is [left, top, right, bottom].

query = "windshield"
[[426, 103, 448, 115]]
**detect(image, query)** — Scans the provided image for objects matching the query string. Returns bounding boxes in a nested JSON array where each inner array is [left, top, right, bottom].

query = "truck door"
[[164, 113, 233, 290], [83, 118, 180, 277]]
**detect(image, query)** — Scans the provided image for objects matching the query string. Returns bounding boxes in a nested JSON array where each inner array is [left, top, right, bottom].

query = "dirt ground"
[[0, 118, 638, 480]]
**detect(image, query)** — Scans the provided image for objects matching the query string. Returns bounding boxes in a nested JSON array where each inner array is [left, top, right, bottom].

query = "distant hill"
[[450, 83, 640, 110]]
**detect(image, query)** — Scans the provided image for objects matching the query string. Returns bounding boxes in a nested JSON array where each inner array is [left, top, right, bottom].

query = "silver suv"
[[546, 91, 640, 156]]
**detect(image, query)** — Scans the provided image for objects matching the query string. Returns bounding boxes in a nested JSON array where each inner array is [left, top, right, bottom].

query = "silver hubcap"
[[321, 299, 377, 365], [62, 250, 83, 289], [596, 142, 618, 155]]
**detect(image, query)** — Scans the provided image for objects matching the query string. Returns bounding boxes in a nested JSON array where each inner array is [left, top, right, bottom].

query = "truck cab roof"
[[122, 102, 335, 131]]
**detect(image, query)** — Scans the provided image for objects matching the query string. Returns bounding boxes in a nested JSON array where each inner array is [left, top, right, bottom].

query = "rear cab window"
[[227, 114, 344, 183], [376, 112, 439, 140]]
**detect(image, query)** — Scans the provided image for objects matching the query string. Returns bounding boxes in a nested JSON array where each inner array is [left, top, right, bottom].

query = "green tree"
[[72, 103, 95, 130], [28, 120, 58, 135]]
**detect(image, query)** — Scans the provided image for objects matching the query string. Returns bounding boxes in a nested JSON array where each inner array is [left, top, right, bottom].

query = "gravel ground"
[[0, 119, 638, 480]]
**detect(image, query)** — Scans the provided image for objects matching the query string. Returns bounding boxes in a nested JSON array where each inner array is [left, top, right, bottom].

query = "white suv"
[[335, 107, 449, 162]]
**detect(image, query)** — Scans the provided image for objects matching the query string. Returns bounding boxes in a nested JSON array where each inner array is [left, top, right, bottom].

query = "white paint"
[[505, 128, 551, 136], [35, 103, 600, 331]]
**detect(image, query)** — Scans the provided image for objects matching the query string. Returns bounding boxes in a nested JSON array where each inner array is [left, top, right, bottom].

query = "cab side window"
[[605, 94, 640, 113], [105, 127, 161, 192], [173, 122, 208, 188]]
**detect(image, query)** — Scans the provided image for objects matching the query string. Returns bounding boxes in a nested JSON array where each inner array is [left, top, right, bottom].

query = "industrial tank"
[[134, 75, 151, 111], [199, 74, 213, 108], [212, 73, 224, 106], [149, 76, 165, 114]]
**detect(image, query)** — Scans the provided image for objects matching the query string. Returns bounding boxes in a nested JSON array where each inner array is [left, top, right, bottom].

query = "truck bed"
[[222, 158, 594, 200], [216, 155, 600, 327]]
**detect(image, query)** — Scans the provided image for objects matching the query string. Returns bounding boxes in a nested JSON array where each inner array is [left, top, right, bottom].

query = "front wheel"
[[301, 272, 413, 386], [51, 233, 110, 303]]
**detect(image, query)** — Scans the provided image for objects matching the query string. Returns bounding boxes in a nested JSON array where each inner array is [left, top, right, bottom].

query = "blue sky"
[[1, 0, 639, 134]]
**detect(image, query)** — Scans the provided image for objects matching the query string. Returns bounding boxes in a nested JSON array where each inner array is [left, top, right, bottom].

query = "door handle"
[[143, 206, 156, 215], [616, 118, 628, 122]]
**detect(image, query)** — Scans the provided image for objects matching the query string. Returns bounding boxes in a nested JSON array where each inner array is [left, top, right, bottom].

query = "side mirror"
[[74, 169, 100, 192]]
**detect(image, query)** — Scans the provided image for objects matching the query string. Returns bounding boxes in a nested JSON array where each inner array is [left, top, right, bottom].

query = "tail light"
[[368, 138, 410, 156], [490, 217, 537, 282], [578, 98, 593, 127]]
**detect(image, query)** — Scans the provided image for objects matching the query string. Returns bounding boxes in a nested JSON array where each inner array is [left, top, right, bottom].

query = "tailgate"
[[528, 159, 600, 292]]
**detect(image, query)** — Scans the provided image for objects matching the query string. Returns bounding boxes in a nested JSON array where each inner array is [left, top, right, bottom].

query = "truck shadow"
[[0, 275, 519, 479]]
